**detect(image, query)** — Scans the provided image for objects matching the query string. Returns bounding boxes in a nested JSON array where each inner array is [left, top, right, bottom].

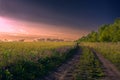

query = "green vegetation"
[[77, 18, 120, 42], [1, 17, 119, 79], [0, 42, 76, 80], [80, 42, 120, 71], [75, 47, 104, 80], [76, 18, 120, 79]]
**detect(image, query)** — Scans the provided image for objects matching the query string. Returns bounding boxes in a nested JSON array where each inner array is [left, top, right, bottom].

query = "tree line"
[[77, 18, 120, 42]]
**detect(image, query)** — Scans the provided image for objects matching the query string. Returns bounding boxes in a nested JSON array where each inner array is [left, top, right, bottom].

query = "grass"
[[75, 46, 104, 80], [80, 42, 120, 71], [0, 42, 76, 80]]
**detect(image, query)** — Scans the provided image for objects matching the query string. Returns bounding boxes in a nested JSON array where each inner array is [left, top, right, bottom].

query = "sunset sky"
[[0, 0, 120, 40]]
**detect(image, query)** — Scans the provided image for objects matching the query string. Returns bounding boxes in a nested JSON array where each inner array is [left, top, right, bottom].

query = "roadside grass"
[[80, 42, 120, 71]]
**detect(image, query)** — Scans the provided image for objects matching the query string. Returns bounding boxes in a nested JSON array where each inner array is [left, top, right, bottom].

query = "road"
[[92, 49, 120, 80], [43, 48, 81, 80]]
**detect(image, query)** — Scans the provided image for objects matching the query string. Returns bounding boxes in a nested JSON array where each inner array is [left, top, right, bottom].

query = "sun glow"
[[0, 16, 28, 34], [0, 16, 87, 40], [0, 16, 55, 35], [0, 17, 14, 32]]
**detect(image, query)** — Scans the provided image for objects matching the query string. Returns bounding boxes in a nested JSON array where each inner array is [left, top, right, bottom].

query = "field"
[[80, 42, 120, 71], [0, 42, 120, 80], [0, 42, 76, 80]]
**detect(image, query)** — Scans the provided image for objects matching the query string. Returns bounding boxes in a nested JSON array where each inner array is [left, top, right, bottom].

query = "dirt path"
[[91, 49, 120, 80], [42, 48, 81, 80], [41, 47, 120, 80]]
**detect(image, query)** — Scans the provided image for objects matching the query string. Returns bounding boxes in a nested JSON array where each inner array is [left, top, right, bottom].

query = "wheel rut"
[[91, 49, 120, 80], [43, 48, 82, 80], [42, 47, 120, 80]]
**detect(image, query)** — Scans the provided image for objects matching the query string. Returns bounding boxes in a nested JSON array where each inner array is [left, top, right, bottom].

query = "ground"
[[42, 47, 120, 80]]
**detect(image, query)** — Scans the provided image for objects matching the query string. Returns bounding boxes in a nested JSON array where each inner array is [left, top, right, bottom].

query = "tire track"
[[43, 48, 82, 80], [91, 49, 120, 80]]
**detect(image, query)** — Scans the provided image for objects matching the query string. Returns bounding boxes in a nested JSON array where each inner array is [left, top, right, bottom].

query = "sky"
[[0, 0, 120, 40]]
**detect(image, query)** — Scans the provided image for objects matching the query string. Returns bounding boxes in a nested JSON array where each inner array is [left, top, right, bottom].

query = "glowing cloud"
[[0, 17, 14, 32], [0, 16, 88, 40], [0, 16, 28, 34]]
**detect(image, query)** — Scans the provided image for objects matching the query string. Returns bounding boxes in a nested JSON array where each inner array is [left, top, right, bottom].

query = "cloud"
[[0, 16, 28, 33]]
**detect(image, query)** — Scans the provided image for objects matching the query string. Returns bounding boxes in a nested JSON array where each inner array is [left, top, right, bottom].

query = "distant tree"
[[37, 38, 45, 42], [114, 18, 120, 24], [19, 39, 25, 42]]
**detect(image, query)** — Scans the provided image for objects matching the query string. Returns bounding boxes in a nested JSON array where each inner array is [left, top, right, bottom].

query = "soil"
[[40, 47, 120, 80], [92, 49, 120, 80], [42, 48, 82, 80]]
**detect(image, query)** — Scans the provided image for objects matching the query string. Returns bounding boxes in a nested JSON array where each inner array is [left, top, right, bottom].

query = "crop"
[[80, 42, 120, 71], [0, 42, 76, 80]]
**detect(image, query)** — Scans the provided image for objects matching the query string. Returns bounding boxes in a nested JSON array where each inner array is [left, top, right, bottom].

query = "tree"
[[77, 18, 120, 42]]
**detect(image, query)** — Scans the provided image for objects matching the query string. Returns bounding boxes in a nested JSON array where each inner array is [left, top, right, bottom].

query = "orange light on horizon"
[[0, 16, 15, 32], [0, 16, 29, 34], [0, 16, 88, 40]]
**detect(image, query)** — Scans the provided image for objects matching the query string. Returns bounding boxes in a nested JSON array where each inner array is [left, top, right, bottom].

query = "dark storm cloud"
[[0, 0, 120, 30]]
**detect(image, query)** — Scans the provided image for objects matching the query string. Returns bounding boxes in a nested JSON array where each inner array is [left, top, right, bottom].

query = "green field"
[[0, 42, 76, 80], [0, 42, 120, 80], [80, 42, 120, 71]]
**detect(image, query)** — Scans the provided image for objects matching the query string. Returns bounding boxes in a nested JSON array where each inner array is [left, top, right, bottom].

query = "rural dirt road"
[[92, 49, 120, 80], [41, 47, 120, 80], [43, 47, 82, 80]]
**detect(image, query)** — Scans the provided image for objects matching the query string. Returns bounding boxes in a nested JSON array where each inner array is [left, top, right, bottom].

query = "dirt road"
[[92, 49, 120, 80], [41, 47, 120, 80], [43, 48, 81, 80]]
